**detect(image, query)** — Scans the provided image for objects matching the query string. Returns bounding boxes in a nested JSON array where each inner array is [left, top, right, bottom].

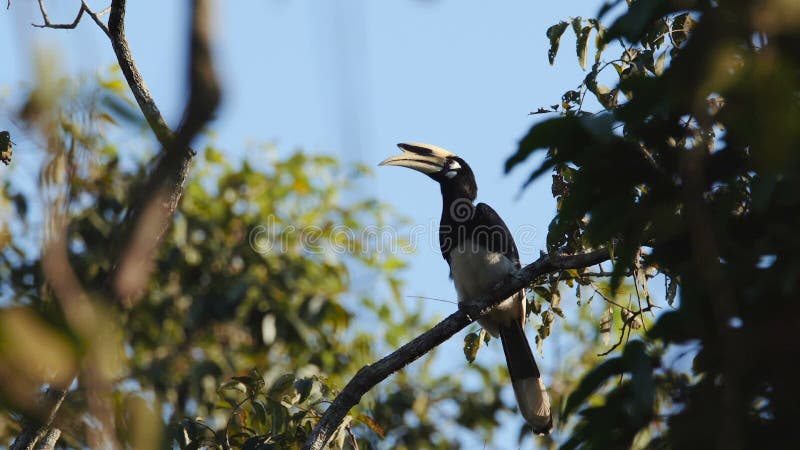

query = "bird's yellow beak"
[[379, 142, 454, 175]]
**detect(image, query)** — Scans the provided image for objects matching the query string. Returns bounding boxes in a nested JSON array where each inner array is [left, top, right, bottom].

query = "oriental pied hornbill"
[[380, 142, 552, 434]]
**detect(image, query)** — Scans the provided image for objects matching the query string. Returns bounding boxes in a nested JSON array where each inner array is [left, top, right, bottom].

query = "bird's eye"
[[444, 160, 461, 178]]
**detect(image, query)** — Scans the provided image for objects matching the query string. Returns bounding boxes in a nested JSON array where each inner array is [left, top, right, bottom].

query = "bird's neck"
[[440, 186, 476, 225]]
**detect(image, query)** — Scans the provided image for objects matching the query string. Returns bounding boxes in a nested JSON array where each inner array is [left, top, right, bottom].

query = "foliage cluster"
[[506, 0, 800, 448]]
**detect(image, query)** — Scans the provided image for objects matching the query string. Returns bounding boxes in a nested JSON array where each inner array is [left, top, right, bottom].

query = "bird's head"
[[379, 142, 477, 201]]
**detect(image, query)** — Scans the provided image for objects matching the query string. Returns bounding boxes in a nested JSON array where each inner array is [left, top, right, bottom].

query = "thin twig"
[[597, 304, 648, 357], [406, 295, 458, 305], [635, 287, 648, 333], [32, 0, 84, 29], [588, 281, 635, 313], [81, 1, 110, 37], [346, 425, 360, 450]]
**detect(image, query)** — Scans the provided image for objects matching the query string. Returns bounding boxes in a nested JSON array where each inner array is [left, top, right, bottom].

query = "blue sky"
[[1, 1, 620, 448]]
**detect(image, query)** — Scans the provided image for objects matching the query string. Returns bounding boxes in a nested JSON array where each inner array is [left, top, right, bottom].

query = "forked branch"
[[32, 0, 110, 37]]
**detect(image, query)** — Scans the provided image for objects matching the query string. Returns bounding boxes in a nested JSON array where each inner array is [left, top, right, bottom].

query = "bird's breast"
[[449, 241, 522, 335], [449, 241, 516, 303]]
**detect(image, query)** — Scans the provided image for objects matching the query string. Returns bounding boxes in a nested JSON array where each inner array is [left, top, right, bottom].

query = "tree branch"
[[107, 0, 172, 147], [31, 0, 110, 37], [108, 0, 221, 303], [301, 248, 611, 450], [10, 388, 68, 450], [33, 428, 61, 450]]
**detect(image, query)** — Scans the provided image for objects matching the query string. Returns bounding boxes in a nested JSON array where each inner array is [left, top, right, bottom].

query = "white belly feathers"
[[449, 241, 524, 336]]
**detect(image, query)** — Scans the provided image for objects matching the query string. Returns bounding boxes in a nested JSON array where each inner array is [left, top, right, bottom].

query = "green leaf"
[[600, 306, 613, 346], [252, 400, 268, 425], [562, 89, 581, 104], [666, 275, 678, 306], [671, 13, 696, 47], [605, 0, 668, 43], [219, 380, 248, 394], [563, 356, 624, 417], [564, 341, 651, 418], [597, 0, 623, 19], [594, 25, 607, 63], [268, 400, 289, 436], [463, 331, 482, 363], [205, 146, 223, 163], [654, 50, 668, 76], [571, 17, 583, 37], [546, 21, 569, 65], [268, 373, 296, 399], [532, 286, 550, 301], [294, 377, 314, 403], [506, 115, 589, 176]]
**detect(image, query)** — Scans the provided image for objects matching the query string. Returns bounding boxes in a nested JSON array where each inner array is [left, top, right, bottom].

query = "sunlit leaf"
[[357, 414, 385, 439], [575, 24, 593, 70], [463, 331, 482, 363]]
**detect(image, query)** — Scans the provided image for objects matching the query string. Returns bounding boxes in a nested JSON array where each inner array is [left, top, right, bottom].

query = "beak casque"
[[378, 142, 455, 175]]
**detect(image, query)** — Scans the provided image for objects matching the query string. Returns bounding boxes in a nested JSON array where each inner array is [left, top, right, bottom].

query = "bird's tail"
[[499, 321, 552, 434]]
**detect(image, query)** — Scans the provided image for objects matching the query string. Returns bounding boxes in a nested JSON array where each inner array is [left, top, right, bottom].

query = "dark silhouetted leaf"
[[547, 21, 569, 65], [0, 131, 11, 166]]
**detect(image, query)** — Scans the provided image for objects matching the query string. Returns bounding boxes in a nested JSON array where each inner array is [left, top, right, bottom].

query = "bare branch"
[[107, 0, 172, 146], [31, 1, 109, 37], [32, 0, 84, 29], [33, 429, 61, 450], [302, 248, 611, 450], [588, 282, 635, 313], [10, 388, 68, 450]]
